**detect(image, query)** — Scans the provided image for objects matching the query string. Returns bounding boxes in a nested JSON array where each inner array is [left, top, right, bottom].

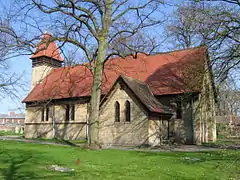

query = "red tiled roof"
[[23, 46, 207, 103], [30, 33, 63, 62]]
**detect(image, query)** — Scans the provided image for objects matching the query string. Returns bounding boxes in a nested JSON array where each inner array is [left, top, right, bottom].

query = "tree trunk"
[[87, 47, 105, 146], [87, 0, 113, 147]]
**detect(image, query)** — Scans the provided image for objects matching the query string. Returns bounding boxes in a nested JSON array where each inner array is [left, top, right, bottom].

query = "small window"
[[65, 104, 70, 121], [41, 108, 44, 122], [71, 105, 75, 121], [115, 101, 120, 122], [176, 101, 182, 119], [125, 100, 131, 122], [46, 107, 49, 121]]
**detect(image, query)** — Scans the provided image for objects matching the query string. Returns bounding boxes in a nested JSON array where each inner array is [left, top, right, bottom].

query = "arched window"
[[71, 105, 75, 121], [65, 104, 75, 121], [115, 101, 120, 122], [125, 100, 131, 122], [46, 106, 49, 121], [65, 104, 70, 121], [41, 108, 44, 122]]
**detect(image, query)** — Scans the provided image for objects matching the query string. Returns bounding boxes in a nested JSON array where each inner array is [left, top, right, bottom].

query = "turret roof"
[[30, 33, 63, 62]]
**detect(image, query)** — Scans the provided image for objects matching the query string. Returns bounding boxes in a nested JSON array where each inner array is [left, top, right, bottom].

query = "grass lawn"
[[216, 138, 240, 146], [0, 141, 239, 180], [0, 131, 22, 136], [204, 137, 240, 147], [30, 137, 87, 145], [217, 137, 240, 146]]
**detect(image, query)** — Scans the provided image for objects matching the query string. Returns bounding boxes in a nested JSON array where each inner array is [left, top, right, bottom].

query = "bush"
[[216, 123, 231, 138]]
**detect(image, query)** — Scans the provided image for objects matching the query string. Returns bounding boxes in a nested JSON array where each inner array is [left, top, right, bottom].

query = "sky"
[[0, 56, 31, 114], [0, 0, 221, 114], [0, 0, 180, 114]]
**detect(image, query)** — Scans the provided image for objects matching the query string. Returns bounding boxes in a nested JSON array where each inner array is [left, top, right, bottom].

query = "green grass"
[[216, 138, 240, 146], [0, 141, 239, 180], [0, 131, 22, 136], [204, 137, 240, 147], [30, 137, 87, 145], [200, 134, 240, 147]]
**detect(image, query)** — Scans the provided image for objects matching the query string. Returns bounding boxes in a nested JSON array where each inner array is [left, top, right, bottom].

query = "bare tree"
[[218, 76, 240, 116], [165, 2, 240, 83], [110, 30, 160, 56], [0, 19, 27, 104], [195, 0, 240, 6], [165, 3, 205, 49]]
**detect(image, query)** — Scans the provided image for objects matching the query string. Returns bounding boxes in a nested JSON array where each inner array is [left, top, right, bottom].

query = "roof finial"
[[42, 31, 53, 39]]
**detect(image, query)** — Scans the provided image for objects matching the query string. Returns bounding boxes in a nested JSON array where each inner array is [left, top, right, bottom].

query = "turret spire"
[[30, 32, 63, 62]]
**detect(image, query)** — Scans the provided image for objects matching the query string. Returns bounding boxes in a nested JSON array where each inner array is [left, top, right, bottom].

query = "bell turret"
[[30, 33, 63, 88]]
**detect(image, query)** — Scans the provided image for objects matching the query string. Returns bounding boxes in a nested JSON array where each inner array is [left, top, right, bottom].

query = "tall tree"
[[166, 2, 240, 83], [6, 0, 165, 146], [218, 79, 240, 116], [0, 19, 26, 101]]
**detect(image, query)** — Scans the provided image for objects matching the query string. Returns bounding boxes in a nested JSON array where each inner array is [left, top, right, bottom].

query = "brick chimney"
[[9, 111, 15, 117]]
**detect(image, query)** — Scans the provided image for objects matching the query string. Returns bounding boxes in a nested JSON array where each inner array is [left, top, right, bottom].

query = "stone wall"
[[156, 95, 195, 144], [196, 56, 216, 143], [24, 123, 86, 140], [24, 91, 204, 145], [32, 64, 53, 88], [25, 85, 214, 145], [148, 116, 161, 146], [99, 83, 149, 146], [25, 103, 87, 140]]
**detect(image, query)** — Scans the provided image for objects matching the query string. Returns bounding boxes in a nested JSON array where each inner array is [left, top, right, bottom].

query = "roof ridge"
[[120, 74, 147, 85], [150, 45, 208, 56], [60, 46, 208, 68]]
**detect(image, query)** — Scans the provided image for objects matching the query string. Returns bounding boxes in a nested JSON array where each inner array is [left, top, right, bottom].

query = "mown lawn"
[[0, 131, 21, 136], [217, 137, 240, 146], [0, 141, 239, 180]]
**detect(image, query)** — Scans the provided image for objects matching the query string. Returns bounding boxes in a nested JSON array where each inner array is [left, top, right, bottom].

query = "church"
[[23, 33, 216, 146]]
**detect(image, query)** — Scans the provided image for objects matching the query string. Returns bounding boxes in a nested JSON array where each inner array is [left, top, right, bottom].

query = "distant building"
[[0, 112, 25, 132]]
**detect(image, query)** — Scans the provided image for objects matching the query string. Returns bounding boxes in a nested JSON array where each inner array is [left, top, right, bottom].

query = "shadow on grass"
[[134, 150, 240, 178], [0, 155, 33, 180], [134, 149, 240, 164], [56, 138, 84, 147], [30, 137, 87, 147], [0, 149, 75, 180]]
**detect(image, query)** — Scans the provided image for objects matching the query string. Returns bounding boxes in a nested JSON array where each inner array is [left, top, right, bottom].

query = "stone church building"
[[23, 33, 216, 146]]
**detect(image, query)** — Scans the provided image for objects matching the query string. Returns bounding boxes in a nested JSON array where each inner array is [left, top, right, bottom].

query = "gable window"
[[115, 101, 120, 122], [41, 108, 45, 122], [66, 104, 75, 121], [125, 100, 131, 122], [46, 107, 49, 121]]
